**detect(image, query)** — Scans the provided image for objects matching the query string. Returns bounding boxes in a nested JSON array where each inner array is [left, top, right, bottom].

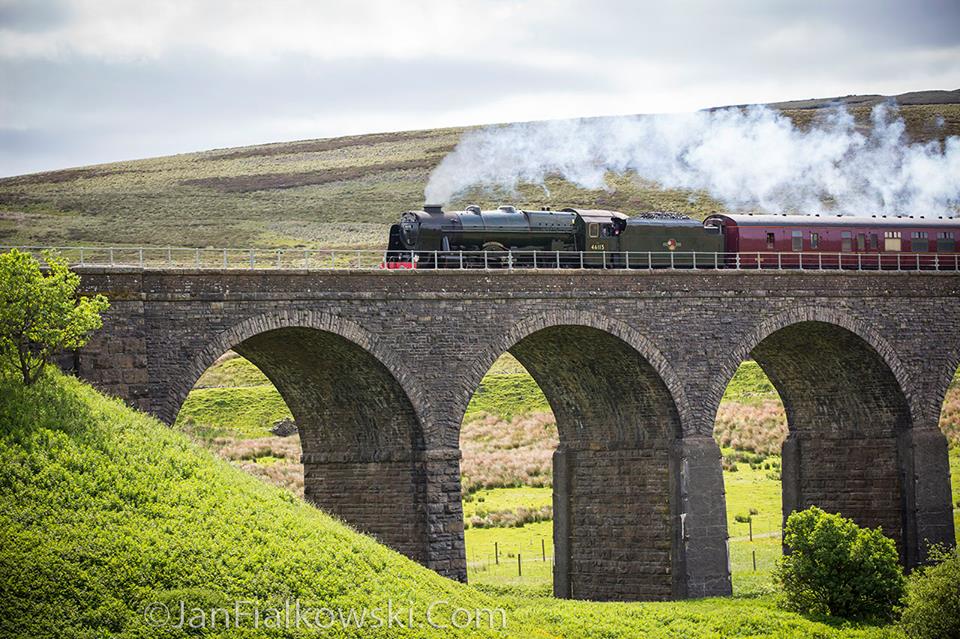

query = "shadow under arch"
[[711, 306, 953, 567], [164, 310, 460, 576], [460, 311, 729, 601]]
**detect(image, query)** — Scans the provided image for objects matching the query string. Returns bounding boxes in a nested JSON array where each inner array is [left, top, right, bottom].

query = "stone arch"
[[160, 309, 426, 430], [706, 306, 920, 432], [163, 309, 465, 578], [708, 305, 952, 567], [453, 309, 692, 444], [458, 310, 726, 600]]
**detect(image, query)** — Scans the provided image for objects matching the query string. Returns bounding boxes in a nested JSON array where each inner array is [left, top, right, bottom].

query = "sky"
[[1, 0, 959, 177]]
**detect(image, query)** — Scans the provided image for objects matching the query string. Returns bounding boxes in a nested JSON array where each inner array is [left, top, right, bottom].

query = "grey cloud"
[[0, 53, 612, 175], [1, 1, 959, 176], [0, 0, 72, 32]]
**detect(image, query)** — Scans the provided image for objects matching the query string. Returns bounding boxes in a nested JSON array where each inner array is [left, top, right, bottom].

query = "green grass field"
[[1, 369, 908, 638], [1, 102, 957, 250]]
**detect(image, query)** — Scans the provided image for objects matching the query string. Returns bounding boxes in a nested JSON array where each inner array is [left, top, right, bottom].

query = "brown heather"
[[459, 412, 558, 494]]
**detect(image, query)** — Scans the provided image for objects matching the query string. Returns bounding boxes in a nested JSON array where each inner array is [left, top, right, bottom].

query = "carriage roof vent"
[[465, 205, 481, 214], [423, 204, 444, 215]]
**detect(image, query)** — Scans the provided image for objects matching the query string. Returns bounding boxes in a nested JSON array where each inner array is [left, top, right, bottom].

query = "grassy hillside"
[[0, 370, 906, 638], [1, 97, 957, 249]]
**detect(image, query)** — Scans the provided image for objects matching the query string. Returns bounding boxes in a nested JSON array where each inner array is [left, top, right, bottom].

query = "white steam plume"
[[424, 104, 960, 217]]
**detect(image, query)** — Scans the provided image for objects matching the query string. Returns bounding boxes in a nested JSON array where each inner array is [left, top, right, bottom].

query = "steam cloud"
[[425, 104, 960, 217]]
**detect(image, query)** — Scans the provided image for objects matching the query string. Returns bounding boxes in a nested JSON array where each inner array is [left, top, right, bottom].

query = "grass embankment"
[[1, 371, 906, 638], [0, 372, 505, 638], [1, 101, 957, 249]]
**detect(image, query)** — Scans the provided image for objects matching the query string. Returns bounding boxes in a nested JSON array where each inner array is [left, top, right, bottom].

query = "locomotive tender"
[[385, 204, 960, 269]]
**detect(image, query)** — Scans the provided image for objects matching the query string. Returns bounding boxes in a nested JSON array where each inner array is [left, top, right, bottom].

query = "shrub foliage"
[[774, 507, 904, 621], [900, 545, 960, 639], [0, 249, 108, 384]]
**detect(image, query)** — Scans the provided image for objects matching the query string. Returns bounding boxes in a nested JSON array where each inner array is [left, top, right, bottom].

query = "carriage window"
[[810, 232, 819, 249], [791, 230, 802, 252], [841, 231, 852, 253], [589, 223, 599, 238], [938, 232, 956, 253], [869, 234, 879, 250], [910, 231, 929, 253], [856, 233, 866, 251], [884, 231, 901, 252], [766, 232, 775, 249]]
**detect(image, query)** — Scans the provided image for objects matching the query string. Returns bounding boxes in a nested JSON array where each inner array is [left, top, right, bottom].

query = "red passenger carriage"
[[703, 213, 960, 270]]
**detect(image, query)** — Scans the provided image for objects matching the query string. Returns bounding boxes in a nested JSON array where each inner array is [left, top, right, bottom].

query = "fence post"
[[139, 247, 144, 268], [249, 249, 255, 269], [223, 248, 228, 269], [495, 542, 499, 565], [518, 553, 522, 577], [79, 247, 85, 267], [110, 247, 115, 266], [195, 248, 200, 268], [304, 249, 309, 269], [541, 539, 546, 562]]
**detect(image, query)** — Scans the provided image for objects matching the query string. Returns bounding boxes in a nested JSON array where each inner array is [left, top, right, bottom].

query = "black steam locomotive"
[[384, 204, 960, 269]]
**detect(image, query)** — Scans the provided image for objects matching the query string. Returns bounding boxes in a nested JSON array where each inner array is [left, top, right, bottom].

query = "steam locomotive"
[[384, 204, 960, 269]]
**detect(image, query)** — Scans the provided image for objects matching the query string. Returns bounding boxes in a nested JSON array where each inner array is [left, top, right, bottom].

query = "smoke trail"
[[424, 104, 960, 217]]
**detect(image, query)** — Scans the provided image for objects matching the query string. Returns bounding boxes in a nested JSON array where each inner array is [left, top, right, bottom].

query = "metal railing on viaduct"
[[59, 261, 959, 603], [6, 245, 960, 271]]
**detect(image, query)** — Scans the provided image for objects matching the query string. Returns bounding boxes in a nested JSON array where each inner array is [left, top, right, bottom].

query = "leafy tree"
[[0, 249, 109, 385], [900, 545, 960, 638], [774, 506, 905, 621]]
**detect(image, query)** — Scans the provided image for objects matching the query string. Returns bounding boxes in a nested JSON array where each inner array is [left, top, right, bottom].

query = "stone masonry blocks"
[[74, 268, 959, 599]]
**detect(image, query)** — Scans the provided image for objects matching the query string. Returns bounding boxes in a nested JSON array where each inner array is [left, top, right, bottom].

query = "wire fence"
[[467, 539, 554, 581], [5, 245, 960, 271]]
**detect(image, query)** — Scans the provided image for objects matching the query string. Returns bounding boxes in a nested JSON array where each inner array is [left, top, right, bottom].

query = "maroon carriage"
[[703, 213, 960, 270]]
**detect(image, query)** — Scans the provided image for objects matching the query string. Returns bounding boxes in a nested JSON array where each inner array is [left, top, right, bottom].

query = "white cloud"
[[0, 0, 958, 175]]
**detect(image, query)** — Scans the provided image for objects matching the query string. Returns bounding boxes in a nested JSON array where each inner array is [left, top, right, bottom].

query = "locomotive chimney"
[[423, 204, 444, 215]]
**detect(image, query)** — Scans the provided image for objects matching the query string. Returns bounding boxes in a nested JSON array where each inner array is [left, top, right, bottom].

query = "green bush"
[[900, 545, 960, 638], [0, 249, 108, 385], [774, 507, 905, 621]]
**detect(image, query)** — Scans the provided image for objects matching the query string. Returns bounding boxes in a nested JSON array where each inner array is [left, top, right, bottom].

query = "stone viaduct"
[[72, 267, 958, 601]]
